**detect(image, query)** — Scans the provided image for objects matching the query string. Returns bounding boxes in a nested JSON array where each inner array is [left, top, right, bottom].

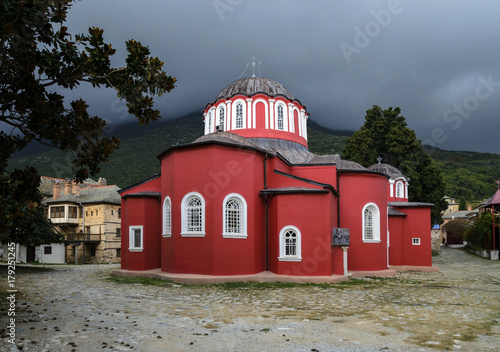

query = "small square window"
[[412, 238, 421, 245], [44, 246, 52, 255]]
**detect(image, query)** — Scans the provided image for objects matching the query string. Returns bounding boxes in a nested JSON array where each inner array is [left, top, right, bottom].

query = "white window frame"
[[222, 193, 247, 239], [277, 105, 284, 130], [362, 203, 381, 243], [181, 192, 205, 237], [232, 99, 246, 129], [275, 101, 288, 131], [278, 225, 302, 261], [217, 105, 225, 131], [129, 225, 143, 252], [412, 238, 421, 245], [162, 196, 172, 237]]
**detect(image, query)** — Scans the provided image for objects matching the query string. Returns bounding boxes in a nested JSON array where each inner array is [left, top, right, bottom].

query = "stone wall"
[[431, 230, 442, 255]]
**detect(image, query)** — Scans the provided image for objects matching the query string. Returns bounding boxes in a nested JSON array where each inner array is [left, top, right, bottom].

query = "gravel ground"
[[1, 246, 499, 352]]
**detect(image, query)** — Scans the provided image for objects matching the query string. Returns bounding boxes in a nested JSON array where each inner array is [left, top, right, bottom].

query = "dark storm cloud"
[[63, 0, 500, 153]]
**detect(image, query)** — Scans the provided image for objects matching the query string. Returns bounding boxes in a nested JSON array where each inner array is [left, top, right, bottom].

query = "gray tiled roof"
[[42, 185, 121, 205], [191, 132, 368, 171], [215, 77, 295, 101], [388, 206, 407, 216], [442, 210, 479, 219]]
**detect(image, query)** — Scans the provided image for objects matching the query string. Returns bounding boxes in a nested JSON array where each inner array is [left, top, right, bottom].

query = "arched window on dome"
[[362, 203, 380, 242], [396, 181, 404, 198], [218, 106, 225, 131], [277, 105, 284, 130], [222, 193, 247, 239], [235, 103, 243, 129]]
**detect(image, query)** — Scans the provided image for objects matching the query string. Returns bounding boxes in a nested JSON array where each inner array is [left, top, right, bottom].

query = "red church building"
[[116, 76, 436, 282]]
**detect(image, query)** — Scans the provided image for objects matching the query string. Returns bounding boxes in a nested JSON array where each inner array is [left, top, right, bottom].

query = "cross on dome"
[[239, 56, 263, 78]]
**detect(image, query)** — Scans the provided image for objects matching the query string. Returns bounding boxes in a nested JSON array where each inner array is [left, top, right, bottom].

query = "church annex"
[[117, 76, 435, 281]]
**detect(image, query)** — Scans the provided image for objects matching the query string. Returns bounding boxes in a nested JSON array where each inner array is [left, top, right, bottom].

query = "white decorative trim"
[[278, 225, 302, 261], [222, 193, 248, 239], [268, 99, 275, 129], [129, 225, 143, 252], [225, 100, 232, 130], [216, 104, 226, 131], [180, 192, 206, 237], [246, 98, 253, 129], [389, 179, 395, 198], [362, 203, 380, 243]]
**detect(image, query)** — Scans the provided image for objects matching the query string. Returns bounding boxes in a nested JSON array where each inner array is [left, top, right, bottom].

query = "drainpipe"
[[264, 153, 269, 271], [336, 170, 341, 227]]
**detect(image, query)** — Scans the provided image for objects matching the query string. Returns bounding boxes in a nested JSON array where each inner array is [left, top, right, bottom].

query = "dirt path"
[[1, 247, 499, 351]]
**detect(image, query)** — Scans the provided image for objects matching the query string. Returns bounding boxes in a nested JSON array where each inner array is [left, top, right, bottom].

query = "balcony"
[[66, 234, 102, 244], [50, 217, 80, 226]]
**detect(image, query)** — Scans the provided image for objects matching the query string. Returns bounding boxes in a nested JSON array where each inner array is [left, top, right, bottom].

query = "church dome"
[[368, 163, 405, 179], [215, 77, 295, 101]]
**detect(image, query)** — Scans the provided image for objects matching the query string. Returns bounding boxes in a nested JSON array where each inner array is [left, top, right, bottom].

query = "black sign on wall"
[[332, 228, 350, 246]]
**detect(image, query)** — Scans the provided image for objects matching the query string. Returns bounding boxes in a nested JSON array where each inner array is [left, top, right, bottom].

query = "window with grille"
[[277, 105, 284, 130], [364, 208, 374, 240], [222, 194, 247, 238], [181, 192, 205, 236], [163, 197, 172, 237], [219, 107, 225, 130], [278, 226, 302, 261], [187, 197, 202, 231], [235, 103, 243, 128], [225, 198, 242, 233], [362, 203, 380, 242], [208, 111, 212, 132], [44, 246, 52, 255], [396, 181, 404, 198], [284, 230, 297, 256], [412, 238, 421, 245], [129, 226, 143, 251]]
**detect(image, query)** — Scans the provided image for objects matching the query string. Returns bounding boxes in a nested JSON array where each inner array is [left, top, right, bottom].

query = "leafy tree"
[[442, 219, 469, 244], [0, 0, 176, 245], [459, 198, 467, 211], [342, 105, 448, 224], [463, 212, 493, 250]]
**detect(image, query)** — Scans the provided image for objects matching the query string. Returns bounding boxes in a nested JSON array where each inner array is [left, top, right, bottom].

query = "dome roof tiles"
[[215, 77, 295, 100]]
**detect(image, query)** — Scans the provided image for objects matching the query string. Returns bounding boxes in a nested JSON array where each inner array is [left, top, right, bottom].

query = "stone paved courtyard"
[[1, 246, 499, 351]]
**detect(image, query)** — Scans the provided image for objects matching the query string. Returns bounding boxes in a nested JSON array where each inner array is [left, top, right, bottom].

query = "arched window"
[[222, 193, 247, 239], [277, 105, 284, 130], [162, 196, 171, 237], [235, 103, 243, 129], [218, 106, 225, 131], [208, 111, 212, 133], [278, 225, 302, 261], [362, 203, 380, 242], [181, 192, 205, 237], [396, 181, 404, 198]]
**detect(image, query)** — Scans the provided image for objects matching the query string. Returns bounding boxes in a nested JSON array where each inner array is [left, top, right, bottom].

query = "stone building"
[[41, 177, 122, 264]]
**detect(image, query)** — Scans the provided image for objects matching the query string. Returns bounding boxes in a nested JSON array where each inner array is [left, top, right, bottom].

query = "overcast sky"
[[63, 0, 500, 154]]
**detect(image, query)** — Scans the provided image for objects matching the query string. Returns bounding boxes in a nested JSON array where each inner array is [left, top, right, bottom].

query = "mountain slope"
[[7, 111, 500, 202]]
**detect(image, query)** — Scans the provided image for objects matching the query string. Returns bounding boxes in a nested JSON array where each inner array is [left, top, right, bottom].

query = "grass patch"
[[107, 275, 182, 287], [0, 264, 54, 276]]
